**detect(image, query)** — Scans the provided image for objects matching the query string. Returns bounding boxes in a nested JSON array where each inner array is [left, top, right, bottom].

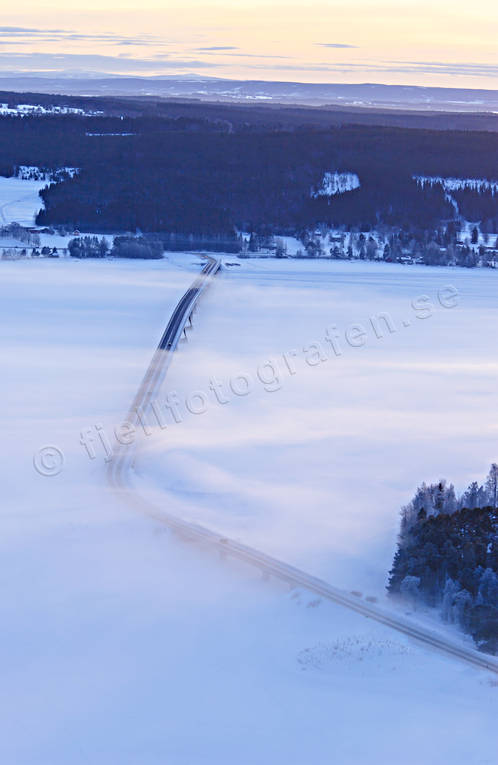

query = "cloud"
[[0, 52, 218, 75], [383, 60, 498, 78], [218, 58, 498, 79], [197, 46, 239, 52], [0, 27, 66, 36], [196, 49, 294, 60], [0, 29, 496, 83], [318, 43, 358, 49], [0, 26, 165, 48]]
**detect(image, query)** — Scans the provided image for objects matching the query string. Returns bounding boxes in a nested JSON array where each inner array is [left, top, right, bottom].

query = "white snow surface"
[[0, 169, 82, 230], [0, 103, 101, 116], [415, 175, 498, 194], [16, 165, 80, 181], [312, 171, 361, 198], [1, 255, 497, 764], [0, 175, 47, 226], [137, 258, 498, 592]]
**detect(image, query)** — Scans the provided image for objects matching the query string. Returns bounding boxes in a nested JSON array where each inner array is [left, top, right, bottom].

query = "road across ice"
[[2, 256, 498, 764]]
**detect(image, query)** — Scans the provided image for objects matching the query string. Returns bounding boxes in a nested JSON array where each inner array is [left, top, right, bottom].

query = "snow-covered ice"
[[138, 258, 498, 593], [1, 255, 497, 764]]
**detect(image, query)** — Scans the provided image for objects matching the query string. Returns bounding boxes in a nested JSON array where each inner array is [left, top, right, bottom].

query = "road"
[[108, 254, 498, 676]]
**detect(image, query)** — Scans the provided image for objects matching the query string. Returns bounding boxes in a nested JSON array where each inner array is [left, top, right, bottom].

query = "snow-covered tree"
[[441, 577, 459, 622], [485, 463, 498, 508], [477, 568, 498, 607], [400, 575, 421, 607], [460, 480, 488, 509], [452, 589, 474, 629]]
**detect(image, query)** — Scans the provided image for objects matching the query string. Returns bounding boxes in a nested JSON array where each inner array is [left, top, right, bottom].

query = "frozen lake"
[[138, 258, 498, 591], [1, 255, 496, 764]]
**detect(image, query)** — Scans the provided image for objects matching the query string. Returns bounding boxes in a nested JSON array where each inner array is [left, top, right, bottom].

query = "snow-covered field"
[[0, 175, 113, 252], [0, 175, 46, 226], [312, 171, 361, 198], [1, 256, 497, 764]]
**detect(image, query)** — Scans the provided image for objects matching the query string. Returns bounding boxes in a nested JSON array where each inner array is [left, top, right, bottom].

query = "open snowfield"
[[1, 255, 497, 764], [0, 176, 46, 227]]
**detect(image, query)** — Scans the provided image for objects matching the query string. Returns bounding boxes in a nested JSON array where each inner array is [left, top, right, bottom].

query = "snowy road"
[[109, 255, 498, 676]]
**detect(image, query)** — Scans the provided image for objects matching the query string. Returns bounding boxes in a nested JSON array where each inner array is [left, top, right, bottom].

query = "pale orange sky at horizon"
[[0, 1, 497, 89]]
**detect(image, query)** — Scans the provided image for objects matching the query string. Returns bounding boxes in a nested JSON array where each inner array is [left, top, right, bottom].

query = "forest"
[[388, 466, 498, 654], [0, 110, 496, 238]]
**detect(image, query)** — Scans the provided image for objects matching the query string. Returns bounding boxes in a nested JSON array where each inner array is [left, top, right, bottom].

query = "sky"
[[0, 1, 497, 88]]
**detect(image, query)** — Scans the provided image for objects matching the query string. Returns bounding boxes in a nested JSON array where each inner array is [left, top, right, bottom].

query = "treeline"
[[68, 236, 110, 258], [68, 233, 241, 258], [156, 232, 241, 254], [298, 221, 498, 267], [68, 235, 162, 259], [1, 89, 497, 130], [388, 466, 498, 654]]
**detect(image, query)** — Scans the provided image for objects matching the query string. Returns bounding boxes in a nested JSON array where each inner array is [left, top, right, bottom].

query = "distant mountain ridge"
[[0, 73, 497, 112]]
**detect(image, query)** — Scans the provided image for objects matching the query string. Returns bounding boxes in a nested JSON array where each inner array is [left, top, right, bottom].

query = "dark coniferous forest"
[[0, 108, 496, 237], [388, 466, 498, 654]]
